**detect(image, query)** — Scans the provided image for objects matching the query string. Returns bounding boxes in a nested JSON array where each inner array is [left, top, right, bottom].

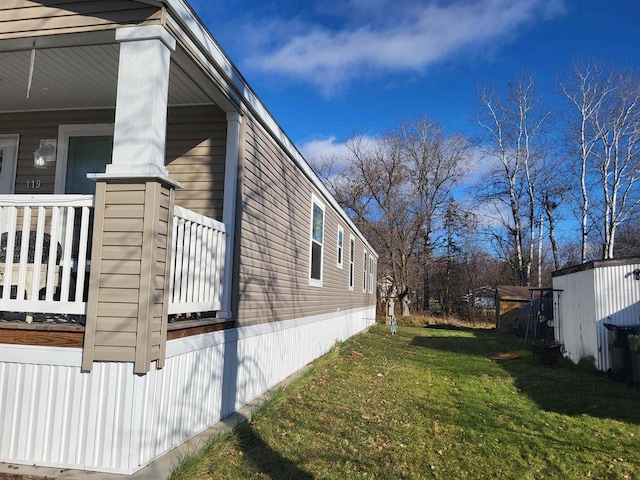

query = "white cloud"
[[299, 136, 351, 163], [299, 135, 381, 180], [240, 0, 566, 95], [460, 145, 493, 188]]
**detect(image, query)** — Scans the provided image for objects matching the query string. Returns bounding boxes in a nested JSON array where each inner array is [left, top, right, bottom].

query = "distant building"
[[495, 285, 531, 333]]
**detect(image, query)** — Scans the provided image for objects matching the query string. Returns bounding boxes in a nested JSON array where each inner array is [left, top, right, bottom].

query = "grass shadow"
[[235, 422, 314, 480], [408, 327, 640, 425]]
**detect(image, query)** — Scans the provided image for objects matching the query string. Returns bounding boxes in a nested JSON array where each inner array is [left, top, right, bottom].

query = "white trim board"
[[0, 134, 19, 194], [167, 305, 375, 357], [54, 123, 114, 194], [0, 305, 375, 367]]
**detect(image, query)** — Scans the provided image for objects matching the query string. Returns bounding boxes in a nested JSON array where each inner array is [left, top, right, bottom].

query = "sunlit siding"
[[236, 118, 376, 326], [0, 1, 163, 40], [165, 105, 227, 222]]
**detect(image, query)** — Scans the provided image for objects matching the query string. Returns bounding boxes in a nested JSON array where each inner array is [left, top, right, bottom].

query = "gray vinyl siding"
[[83, 180, 172, 372], [236, 118, 376, 326], [165, 105, 227, 222], [90, 182, 146, 364], [0, 109, 115, 194], [0, 1, 163, 40], [0, 107, 226, 218]]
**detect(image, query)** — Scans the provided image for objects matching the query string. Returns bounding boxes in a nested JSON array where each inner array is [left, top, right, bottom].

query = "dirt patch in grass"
[[389, 312, 495, 330]]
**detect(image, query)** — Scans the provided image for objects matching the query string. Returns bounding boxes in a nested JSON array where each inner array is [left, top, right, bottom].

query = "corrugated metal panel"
[[593, 262, 640, 371], [0, 306, 375, 474], [553, 268, 596, 364], [553, 260, 640, 371]]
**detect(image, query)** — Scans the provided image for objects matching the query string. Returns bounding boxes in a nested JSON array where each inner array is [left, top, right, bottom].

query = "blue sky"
[[188, 0, 640, 162]]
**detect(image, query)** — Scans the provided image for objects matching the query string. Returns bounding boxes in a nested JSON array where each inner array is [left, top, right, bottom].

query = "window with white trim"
[[54, 124, 114, 194], [349, 235, 355, 291], [363, 250, 368, 292], [309, 195, 325, 287], [369, 257, 374, 294], [0, 135, 19, 194], [337, 226, 344, 269]]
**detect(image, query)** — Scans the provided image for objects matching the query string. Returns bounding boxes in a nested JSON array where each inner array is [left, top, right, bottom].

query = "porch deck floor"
[[0, 312, 85, 326]]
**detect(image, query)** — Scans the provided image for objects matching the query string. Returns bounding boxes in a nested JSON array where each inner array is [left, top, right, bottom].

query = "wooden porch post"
[[82, 26, 181, 374]]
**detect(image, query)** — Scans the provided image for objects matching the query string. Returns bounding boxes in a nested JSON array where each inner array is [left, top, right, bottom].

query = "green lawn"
[[170, 324, 640, 479]]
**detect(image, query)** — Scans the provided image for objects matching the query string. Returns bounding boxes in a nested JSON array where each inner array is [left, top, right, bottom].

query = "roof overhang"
[[0, 0, 378, 258], [0, 28, 221, 113], [157, 0, 379, 257]]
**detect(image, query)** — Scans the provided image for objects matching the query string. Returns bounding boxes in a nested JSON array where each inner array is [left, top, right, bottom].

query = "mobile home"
[[0, 1, 377, 474]]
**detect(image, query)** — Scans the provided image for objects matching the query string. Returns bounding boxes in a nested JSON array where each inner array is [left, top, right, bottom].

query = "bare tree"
[[614, 222, 640, 258], [560, 62, 640, 260], [439, 198, 476, 314], [394, 117, 468, 309], [593, 70, 640, 258], [559, 61, 614, 262], [476, 72, 550, 285], [311, 116, 468, 316]]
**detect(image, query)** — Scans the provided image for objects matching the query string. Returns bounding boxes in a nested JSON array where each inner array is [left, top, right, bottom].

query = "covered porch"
[[0, 20, 241, 373]]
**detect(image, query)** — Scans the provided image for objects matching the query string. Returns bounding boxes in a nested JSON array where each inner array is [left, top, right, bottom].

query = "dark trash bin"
[[604, 323, 640, 383]]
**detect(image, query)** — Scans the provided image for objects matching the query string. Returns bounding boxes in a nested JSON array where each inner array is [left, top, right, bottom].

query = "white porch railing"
[[169, 205, 226, 315], [0, 195, 93, 317]]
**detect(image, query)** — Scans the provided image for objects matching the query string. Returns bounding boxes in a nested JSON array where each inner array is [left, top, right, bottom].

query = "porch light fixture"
[[33, 139, 56, 169]]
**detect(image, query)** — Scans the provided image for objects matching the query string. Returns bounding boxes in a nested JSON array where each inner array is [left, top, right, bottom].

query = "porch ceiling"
[[0, 42, 216, 112]]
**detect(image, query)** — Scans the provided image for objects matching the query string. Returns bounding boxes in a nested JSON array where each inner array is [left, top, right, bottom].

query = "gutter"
[[154, 0, 379, 258]]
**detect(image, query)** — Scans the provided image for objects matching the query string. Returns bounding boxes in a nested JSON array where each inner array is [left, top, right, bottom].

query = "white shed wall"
[[0, 305, 375, 474], [553, 269, 596, 365], [593, 262, 640, 370], [553, 260, 640, 371]]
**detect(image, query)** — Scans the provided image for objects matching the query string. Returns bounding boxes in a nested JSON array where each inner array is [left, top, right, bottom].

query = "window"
[[369, 257, 374, 294], [0, 135, 19, 194], [349, 235, 355, 291], [309, 195, 325, 286], [54, 124, 114, 194], [363, 251, 368, 292], [337, 226, 344, 269]]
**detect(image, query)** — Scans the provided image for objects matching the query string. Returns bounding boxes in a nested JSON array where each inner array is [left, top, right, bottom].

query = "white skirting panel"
[[0, 305, 375, 474]]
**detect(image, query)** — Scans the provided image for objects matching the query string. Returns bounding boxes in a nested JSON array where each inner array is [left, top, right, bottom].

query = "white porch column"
[[105, 25, 176, 180], [83, 26, 180, 374], [218, 112, 242, 319]]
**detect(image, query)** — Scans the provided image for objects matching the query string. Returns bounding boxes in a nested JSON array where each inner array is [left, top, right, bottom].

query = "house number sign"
[[26, 179, 42, 189]]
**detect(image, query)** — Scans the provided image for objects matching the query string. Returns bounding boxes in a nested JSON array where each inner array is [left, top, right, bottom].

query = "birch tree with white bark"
[[560, 62, 640, 260], [476, 73, 550, 286]]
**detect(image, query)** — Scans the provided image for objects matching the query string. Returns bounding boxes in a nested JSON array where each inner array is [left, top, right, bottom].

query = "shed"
[[495, 285, 531, 333], [552, 257, 640, 371]]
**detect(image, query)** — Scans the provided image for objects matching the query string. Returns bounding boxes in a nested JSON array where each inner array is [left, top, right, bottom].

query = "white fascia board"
[[160, 0, 378, 259]]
